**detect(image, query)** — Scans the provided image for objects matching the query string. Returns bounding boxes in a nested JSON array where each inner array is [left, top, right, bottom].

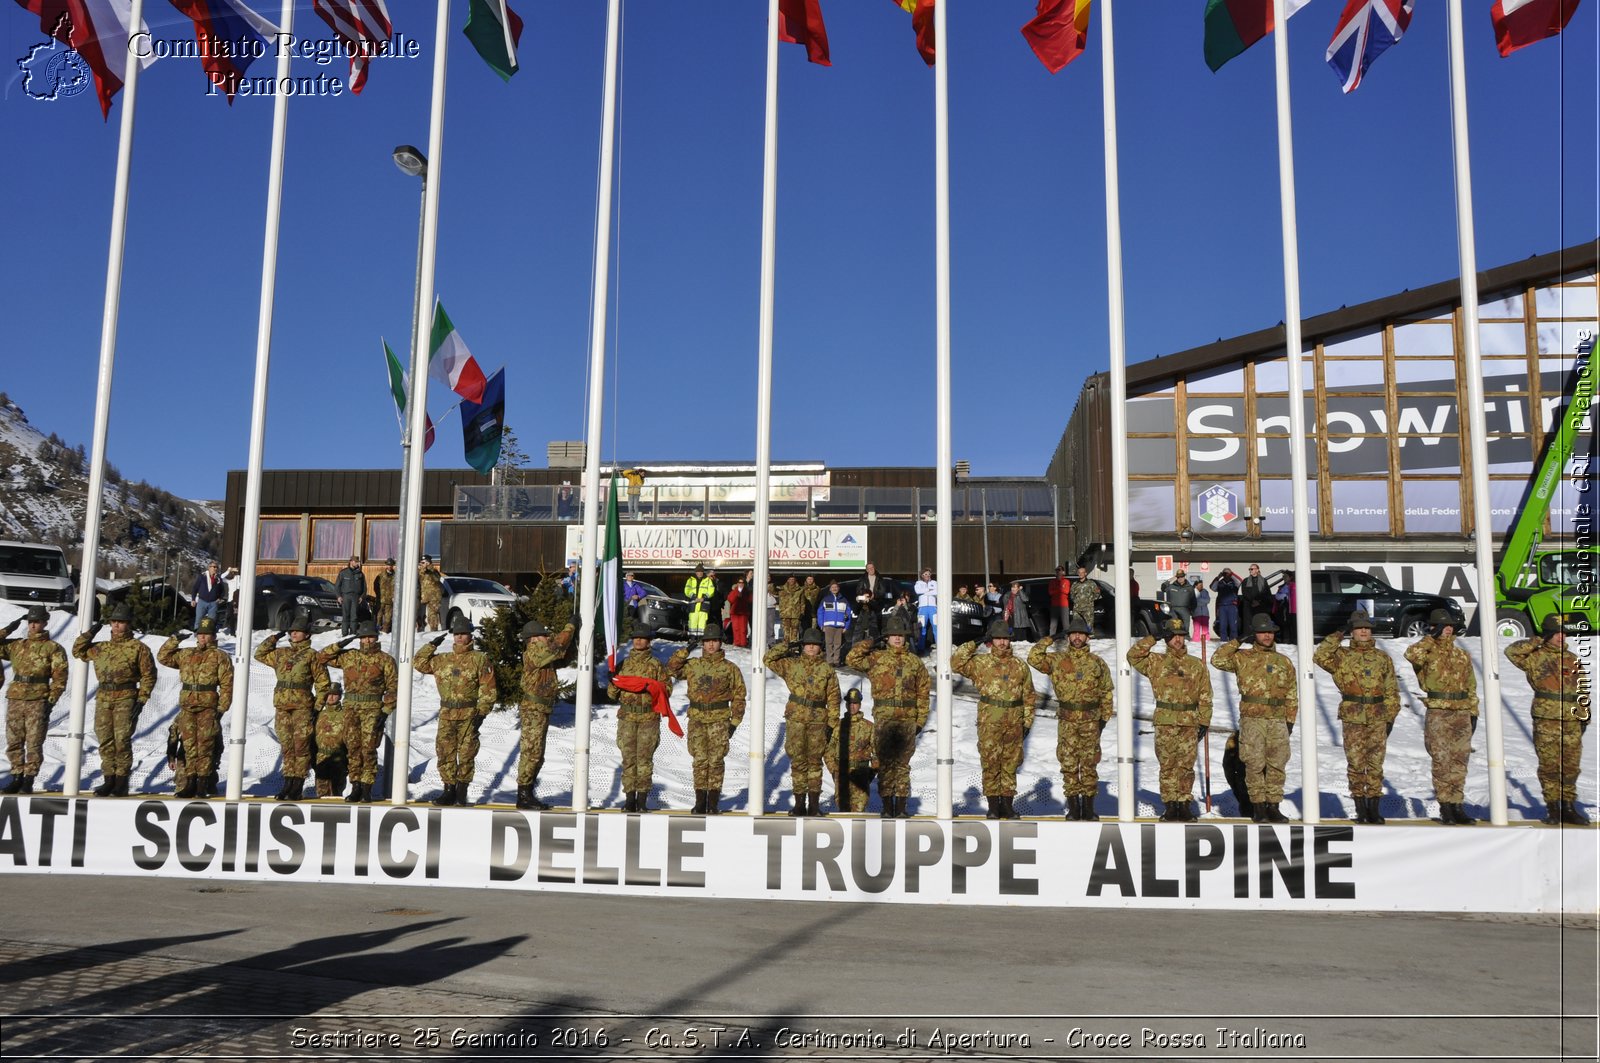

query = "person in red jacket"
[[726, 577, 752, 647], [1047, 565, 1072, 637]]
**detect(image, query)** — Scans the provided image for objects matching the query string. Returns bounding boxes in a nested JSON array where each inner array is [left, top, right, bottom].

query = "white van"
[[0, 540, 76, 610]]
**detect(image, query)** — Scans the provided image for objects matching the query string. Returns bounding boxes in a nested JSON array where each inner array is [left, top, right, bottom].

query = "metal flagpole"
[[1445, 0, 1508, 825], [1271, 0, 1320, 823], [390, 0, 453, 805], [62, 0, 147, 797], [749, 0, 780, 816], [933, 0, 954, 820], [1101, 0, 1136, 821], [224, 0, 296, 801], [571, 0, 624, 814]]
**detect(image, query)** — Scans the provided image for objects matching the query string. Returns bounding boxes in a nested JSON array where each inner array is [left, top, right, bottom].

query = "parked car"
[[0, 540, 76, 609], [441, 576, 521, 629], [1268, 568, 1465, 639], [1012, 575, 1172, 639], [235, 573, 359, 631], [630, 579, 690, 637]]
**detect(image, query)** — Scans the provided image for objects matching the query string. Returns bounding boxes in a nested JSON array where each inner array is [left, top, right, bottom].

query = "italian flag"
[[382, 340, 434, 451], [1204, 0, 1310, 72], [601, 470, 623, 670], [427, 301, 488, 404], [463, 0, 523, 81]]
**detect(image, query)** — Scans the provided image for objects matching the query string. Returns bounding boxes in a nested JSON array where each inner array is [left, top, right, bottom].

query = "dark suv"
[[234, 573, 361, 631], [1011, 576, 1172, 638], [1268, 568, 1465, 638], [629, 580, 690, 636]]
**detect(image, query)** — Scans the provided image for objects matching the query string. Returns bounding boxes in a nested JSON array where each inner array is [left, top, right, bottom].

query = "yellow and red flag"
[[1021, 0, 1092, 73], [778, 0, 830, 65], [891, 0, 936, 66]]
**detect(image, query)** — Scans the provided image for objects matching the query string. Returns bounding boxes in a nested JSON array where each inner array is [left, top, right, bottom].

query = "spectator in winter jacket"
[[913, 569, 938, 652], [816, 579, 854, 665], [1004, 581, 1034, 641], [725, 579, 751, 647], [985, 582, 1003, 620], [1162, 570, 1197, 634], [334, 556, 366, 637], [1191, 578, 1211, 644], [191, 561, 234, 629], [623, 572, 648, 612], [853, 563, 890, 616], [1210, 569, 1242, 641], [1240, 564, 1272, 633], [1047, 566, 1072, 637]]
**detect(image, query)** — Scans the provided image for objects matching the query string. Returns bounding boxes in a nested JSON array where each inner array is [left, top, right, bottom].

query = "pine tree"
[[474, 571, 579, 706], [495, 424, 532, 486]]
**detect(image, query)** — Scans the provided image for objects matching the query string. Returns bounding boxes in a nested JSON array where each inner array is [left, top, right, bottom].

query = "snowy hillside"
[[4, 600, 1594, 824]]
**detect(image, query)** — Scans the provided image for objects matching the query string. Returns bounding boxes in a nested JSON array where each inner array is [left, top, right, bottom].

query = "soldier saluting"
[[1, 606, 68, 795], [1508, 614, 1591, 826], [416, 615, 498, 807], [1128, 615, 1212, 822], [1405, 608, 1480, 825], [317, 620, 397, 802], [669, 623, 746, 815], [764, 627, 842, 818], [1314, 610, 1399, 824], [515, 616, 576, 810], [846, 613, 931, 818], [159, 618, 234, 798], [1028, 616, 1113, 821], [952, 619, 1037, 820], [72, 603, 155, 797], [254, 612, 329, 802], [1213, 613, 1296, 823]]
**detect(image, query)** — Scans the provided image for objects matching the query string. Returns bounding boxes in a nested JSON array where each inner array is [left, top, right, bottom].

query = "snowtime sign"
[[565, 524, 868, 568]]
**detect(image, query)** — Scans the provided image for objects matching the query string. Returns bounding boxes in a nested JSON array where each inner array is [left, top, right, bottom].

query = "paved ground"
[[0, 874, 1593, 1061]]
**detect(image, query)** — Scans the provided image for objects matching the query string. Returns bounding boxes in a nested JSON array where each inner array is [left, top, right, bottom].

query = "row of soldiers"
[[368, 556, 446, 633], [0, 601, 1590, 823]]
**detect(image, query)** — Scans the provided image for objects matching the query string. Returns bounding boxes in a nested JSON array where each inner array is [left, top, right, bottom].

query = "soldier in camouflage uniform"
[[1129, 615, 1213, 821], [517, 618, 575, 810], [825, 688, 877, 812], [312, 682, 349, 799], [1213, 612, 1297, 823], [953, 618, 1037, 820], [373, 558, 397, 633], [73, 604, 156, 797], [776, 576, 807, 644], [1508, 613, 1591, 826], [765, 627, 842, 817], [317, 621, 398, 802], [1, 606, 67, 794], [669, 623, 747, 814], [1029, 615, 1114, 820], [419, 556, 444, 632], [254, 612, 329, 801], [158, 617, 235, 798], [416, 615, 498, 807], [1404, 608, 1480, 825], [1070, 567, 1100, 630], [845, 613, 930, 818], [1313, 610, 1400, 825], [609, 628, 673, 811]]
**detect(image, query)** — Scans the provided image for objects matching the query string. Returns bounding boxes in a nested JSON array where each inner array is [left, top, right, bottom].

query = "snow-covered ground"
[[5, 602, 1594, 823]]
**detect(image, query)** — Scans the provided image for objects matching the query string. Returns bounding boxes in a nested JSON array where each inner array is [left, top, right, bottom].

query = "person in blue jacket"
[[815, 578, 854, 665]]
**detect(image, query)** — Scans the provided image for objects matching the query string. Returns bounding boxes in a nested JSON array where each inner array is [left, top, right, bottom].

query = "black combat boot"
[[707, 789, 722, 815], [515, 785, 535, 810], [19, 776, 35, 794], [283, 777, 304, 802], [1160, 802, 1181, 822], [1064, 795, 1081, 821], [808, 792, 824, 817], [694, 790, 709, 815], [1453, 803, 1477, 825], [986, 796, 1002, 820], [1007, 796, 1022, 820], [1351, 799, 1369, 824], [455, 781, 472, 806], [1366, 798, 1386, 825], [434, 783, 457, 807], [1264, 805, 1288, 823], [880, 797, 895, 819], [788, 792, 804, 817], [1186, 802, 1200, 821], [1251, 803, 1268, 824], [275, 781, 290, 801], [206, 773, 220, 796], [94, 776, 116, 797], [525, 785, 550, 811], [345, 782, 363, 803], [174, 777, 196, 799], [1080, 796, 1099, 822], [2, 777, 22, 795], [1543, 801, 1563, 825], [112, 775, 129, 797], [1562, 802, 1590, 826], [635, 791, 651, 813], [897, 797, 912, 818]]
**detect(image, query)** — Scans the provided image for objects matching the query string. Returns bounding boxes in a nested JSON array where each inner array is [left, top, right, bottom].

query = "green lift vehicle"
[[1493, 332, 1596, 640]]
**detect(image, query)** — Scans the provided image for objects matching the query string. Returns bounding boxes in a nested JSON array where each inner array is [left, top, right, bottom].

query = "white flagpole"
[[933, 0, 954, 820], [390, 0, 453, 805], [1271, 0, 1320, 823], [1101, 0, 1136, 822], [1445, 0, 1508, 825], [497, 0, 517, 74], [224, 0, 296, 802], [749, 0, 780, 817], [62, 0, 148, 797], [571, 0, 623, 814]]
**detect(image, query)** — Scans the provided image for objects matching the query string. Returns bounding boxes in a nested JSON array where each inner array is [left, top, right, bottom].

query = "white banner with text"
[[565, 525, 868, 568]]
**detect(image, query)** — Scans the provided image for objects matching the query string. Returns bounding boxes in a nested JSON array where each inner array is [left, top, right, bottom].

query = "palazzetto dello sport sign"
[[0, 797, 1592, 913]]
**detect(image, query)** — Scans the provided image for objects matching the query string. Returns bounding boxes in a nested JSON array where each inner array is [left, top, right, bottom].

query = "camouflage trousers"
[[314, 707, 348, 797], [977, 705, 1027, 796], [518, 703, 552, 786], [687, 708, 734, 790], [176, 707, 224, 780], [274, 706, 314, 778], [784, 706, 830, 793], [423, 599, 442, 631], [1153, 724, 1200, 803], [343, 703, 387, 785], [1533, 717, 1585, 804], [94, 699, 139, 776], [1073, 606, 1095, 630], [780, 616, 802, 643], [616, 708, 661, 794], [169, 723, 223, 793], [436, 711, 482, 785], [1238, 716, 1290, 804], [1422, 709, 1473, 803], [5, 700, 49, 776], [377, 600, 394, 633], [1340, 718, 1390, 799], [874, 714, 920, 798], [825, 755, 875, 812], [1056, 715, 1103, 798]]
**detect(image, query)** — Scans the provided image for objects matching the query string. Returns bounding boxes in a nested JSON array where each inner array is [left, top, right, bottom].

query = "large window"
[[366, 519, 398, 561], [312, 519, 354, 561], [258, 520, 301, 562]]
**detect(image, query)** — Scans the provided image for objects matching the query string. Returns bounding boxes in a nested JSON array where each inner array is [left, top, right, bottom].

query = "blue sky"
[[1, 1, 1594, 501]]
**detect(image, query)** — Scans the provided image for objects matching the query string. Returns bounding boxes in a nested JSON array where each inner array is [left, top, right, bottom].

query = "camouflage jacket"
[[1212, 640, 1298, 722], [844, 640, 930, 727], [1312, 635, 1399, 724], [420, 567, 444, 604], [415, 643, 497, 718], [951, 642, 1036, 728], [316, 645, 399, 711], [158, 638, 235, 714], [803, 583, 821, 611], [826, 712, 877, 772], [667, 646, 747, 725], [1, 632, 68, 706], [777, 583, 807, 620], [1070, 579, 1101, 611], [1404, 633, 1478, 715], [609, 646, 672, 712], [254, 634, 331, 711], [763, 644, 842, 715], [73, 632, 155, 704], [1127, 637, 1212, 727], [1027, 641, 1113, 720], [1507, 639, 1591, 721], [520, 624, 574, 708], [373, 569, 396, 605]]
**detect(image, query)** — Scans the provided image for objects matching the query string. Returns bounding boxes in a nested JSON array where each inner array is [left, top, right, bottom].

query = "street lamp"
[[392, 144, 427, 178]]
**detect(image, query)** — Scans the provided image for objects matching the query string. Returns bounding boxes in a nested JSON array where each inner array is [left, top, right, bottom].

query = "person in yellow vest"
[[684, 564, 716, 638], [622, 468, 646, 519]]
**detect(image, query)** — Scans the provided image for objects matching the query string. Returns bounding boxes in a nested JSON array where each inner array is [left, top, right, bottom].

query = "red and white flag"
[[312, 0, 393, 94], [16, 0, 154, 118], [1491, 0, 1580, 57], [427, 300, 488, 405]]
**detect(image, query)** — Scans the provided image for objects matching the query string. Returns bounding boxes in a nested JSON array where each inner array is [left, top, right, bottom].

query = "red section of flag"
[[610, 675, 683, 737], [1021, 0, 1091, 74], [778, 0, 830, 66], [1225, 0, 1277, 41], [1491, 0, 1580, 57], [18, 0, 124, 118], [313, 0, 394, 94], [911, 0, 935, 65]]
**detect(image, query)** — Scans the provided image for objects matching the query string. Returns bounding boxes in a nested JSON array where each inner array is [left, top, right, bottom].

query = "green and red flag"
[[463, 0, 522, 80], [383, 340, 434, 451], [1204, 0, 1309, 72]]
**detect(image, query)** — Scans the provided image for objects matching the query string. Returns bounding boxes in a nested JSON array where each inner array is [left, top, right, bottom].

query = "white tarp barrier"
[[1, 797, 1593, 914]]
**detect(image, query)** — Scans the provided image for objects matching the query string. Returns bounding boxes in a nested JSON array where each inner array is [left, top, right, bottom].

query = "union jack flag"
[[1326, 0, 1413, 93], [312, 0, 393, 94]]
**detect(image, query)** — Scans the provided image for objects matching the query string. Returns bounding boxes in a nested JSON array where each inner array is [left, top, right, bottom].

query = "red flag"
[[610, 675, 683, 737], [891, 0, 936, 66], [778, 0, 830, 66], [16, 0, 147, 119], [1491, 0, 1580, 57], [1021, 0, 1092, 73]]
